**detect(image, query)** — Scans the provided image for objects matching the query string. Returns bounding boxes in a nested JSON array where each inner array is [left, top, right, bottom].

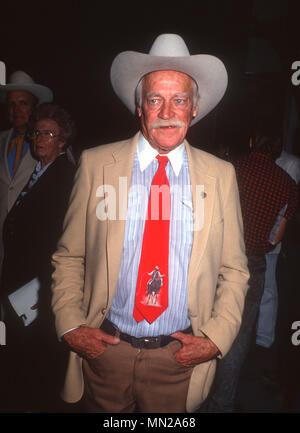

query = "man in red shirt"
[[203, 127, 298, 412]]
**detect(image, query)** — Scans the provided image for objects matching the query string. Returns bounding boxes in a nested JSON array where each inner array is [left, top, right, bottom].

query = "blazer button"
[[101, 308, 106, 315]]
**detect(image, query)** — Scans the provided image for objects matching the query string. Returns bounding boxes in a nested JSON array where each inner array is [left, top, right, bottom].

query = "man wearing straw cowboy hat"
[[0, 71, 53, 275], [52, 34, 249, 413]]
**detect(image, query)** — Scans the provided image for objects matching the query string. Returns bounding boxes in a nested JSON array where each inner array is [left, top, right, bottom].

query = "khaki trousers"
[[82, 339, 193, 413]]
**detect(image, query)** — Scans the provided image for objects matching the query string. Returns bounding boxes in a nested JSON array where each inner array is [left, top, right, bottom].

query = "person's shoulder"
[[277, 150, 300, 164], [60, 153, 77, 171], [80, 135, 136, 165], [0, 128, 12, 141], [47, 154, 76, 182], [189, 144, 234, 174], [272, 163, 298, 190], [276, 151, 300, 184], [274, 158, 294, 177]]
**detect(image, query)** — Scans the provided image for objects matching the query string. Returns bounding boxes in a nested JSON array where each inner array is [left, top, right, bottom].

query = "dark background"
[[1, 0, 300, 158]]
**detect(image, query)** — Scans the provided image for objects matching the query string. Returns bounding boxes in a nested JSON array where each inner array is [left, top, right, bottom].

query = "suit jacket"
[[1, 154, 76, 330], [51, 132, 249, 412], [0, 129, 36, 272]]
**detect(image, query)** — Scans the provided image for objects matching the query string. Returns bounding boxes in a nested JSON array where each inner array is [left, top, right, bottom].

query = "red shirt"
[[234, 152, 298, 256]]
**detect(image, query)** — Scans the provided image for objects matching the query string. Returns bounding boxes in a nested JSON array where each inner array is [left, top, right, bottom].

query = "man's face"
[[7, 90, 37, 133], [137, 70, 198, 154]]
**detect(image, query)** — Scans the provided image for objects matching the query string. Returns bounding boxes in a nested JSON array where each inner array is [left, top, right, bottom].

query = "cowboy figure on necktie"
[[146, 266, 165, 306]]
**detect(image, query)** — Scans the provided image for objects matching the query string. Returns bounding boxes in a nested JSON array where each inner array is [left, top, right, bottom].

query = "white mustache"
[[150, 119, 185, 129]]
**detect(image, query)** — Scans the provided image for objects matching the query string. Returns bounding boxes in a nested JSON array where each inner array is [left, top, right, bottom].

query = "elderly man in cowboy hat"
[[0, 71, 53, 276], [51, 34, 249, 413]]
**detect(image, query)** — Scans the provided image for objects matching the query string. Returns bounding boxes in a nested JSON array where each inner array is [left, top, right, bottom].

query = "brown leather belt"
[[100, 318, 192, 349]]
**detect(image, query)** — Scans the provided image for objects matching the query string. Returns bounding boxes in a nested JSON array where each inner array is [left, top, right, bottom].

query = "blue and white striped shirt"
[[107, 134, 193, 337]]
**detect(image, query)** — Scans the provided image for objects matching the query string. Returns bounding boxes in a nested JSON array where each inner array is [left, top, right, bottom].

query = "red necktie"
[[133, 155, 171, 324]]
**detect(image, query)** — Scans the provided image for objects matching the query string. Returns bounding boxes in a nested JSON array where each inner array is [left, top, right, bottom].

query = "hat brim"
[[110, 51, 228, 125], [0, 83, 53, 104]]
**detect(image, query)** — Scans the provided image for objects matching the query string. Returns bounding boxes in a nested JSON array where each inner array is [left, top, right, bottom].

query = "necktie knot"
[[156, 155, 169, 169]]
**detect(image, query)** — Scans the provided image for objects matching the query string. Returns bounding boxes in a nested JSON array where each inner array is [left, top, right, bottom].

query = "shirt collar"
[[11, 130, 25, 139], [137, 132, 184, 176]]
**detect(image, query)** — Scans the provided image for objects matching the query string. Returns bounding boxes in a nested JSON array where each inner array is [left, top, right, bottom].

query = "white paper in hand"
[[8, 277, 40, 326]]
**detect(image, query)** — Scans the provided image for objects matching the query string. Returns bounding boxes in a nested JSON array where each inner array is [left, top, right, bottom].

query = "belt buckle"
[[134, 336, 161, 349], [145, 336, 160, 349]]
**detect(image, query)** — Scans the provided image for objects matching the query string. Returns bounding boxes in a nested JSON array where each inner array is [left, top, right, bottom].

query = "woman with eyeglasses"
[[0, 103, 76, 413]]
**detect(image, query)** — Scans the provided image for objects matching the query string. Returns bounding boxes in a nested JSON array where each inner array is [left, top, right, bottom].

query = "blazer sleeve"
[[51, 151, 90, 336], [199, 164, 249, 357]]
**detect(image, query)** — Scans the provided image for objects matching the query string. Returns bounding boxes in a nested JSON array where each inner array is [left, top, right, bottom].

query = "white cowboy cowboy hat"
[[110, 33, 228, 125], [0, 70, 53, 103]]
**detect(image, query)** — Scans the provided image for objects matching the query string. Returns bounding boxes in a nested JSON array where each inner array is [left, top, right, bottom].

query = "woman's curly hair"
[[28, 103, 76, 145]]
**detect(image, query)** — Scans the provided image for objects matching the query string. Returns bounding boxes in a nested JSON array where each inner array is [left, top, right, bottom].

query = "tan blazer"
[[51, 132, 249, 412], [0, 129, 36, 270]]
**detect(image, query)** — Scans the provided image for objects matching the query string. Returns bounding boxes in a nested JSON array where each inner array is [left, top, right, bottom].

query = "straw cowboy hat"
[[110, 33, 228, 125], [0, 70, 53, 103]]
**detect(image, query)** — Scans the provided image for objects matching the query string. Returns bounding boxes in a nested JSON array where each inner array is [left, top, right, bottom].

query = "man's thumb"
[[102, 333, 120, 345], [171, 331, 185, 342]]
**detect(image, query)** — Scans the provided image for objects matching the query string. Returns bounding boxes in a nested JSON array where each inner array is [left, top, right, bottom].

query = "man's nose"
[[159, 101, 173, 119], [12, 104, 21, 114], [34, 133, 43, 143]]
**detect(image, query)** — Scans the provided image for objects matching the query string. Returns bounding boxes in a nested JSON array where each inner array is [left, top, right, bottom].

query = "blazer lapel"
[[13, 144, 36, 184], [185, 141, 217, 287], [1, 129, 13, 181], [104, 132, 139, 302], [1, 129, 36, 184]]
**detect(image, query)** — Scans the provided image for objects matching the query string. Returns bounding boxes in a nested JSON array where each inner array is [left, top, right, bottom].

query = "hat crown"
[[8, 70, 35, 85], [149, 34, 190, 57], [0, 70, 53, 104]]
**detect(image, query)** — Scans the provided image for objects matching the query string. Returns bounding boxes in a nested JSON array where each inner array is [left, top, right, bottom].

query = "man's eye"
[[149, 99, 159, 104], [175, 99, 185, 104]]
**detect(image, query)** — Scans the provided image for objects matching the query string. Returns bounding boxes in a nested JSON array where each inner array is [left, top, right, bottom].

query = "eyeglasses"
[[30, 130, 59, 139]]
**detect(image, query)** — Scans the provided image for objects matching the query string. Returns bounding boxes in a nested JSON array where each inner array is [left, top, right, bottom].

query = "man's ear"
[[192, 99, 199, 118], [137, 107, 142, 118], [58, 140, 66, 151], [192, 107, 198, 118]]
